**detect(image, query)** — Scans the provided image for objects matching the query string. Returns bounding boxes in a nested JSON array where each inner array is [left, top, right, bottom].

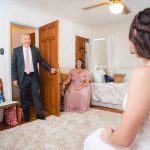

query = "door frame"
[[8, 20, 39, 100], [76, 35, 89, 63]]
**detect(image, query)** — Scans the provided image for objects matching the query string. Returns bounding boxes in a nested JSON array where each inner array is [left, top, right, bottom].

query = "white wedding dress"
[[83, 95, 150, 150]]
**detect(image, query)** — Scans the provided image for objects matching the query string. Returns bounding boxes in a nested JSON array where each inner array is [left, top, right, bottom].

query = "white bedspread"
[[90, 82, 128, 105]]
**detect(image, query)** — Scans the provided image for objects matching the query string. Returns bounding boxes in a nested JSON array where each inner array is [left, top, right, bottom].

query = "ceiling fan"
[[82, 0, 130, 15]]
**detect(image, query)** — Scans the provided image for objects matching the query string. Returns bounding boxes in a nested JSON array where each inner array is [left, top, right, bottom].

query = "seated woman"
[[84, 8, 150, 150], [63, 59, 90, 113]]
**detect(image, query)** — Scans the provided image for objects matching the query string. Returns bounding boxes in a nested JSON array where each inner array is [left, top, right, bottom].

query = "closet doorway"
[[76, 36, 89, 68], [10, 23, 36, 103]]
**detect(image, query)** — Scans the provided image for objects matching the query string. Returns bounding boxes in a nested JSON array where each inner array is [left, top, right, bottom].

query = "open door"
[[39, 20, 60, 116], [29, 32, 35, 47], [76, 36, 89, 62]]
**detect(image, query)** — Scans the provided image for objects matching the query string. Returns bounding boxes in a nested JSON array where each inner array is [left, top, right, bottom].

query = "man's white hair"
[[22, 33, 31, 39]]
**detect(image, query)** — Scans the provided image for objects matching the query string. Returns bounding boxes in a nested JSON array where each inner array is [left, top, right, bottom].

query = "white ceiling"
[[10, 0, 150, 27]]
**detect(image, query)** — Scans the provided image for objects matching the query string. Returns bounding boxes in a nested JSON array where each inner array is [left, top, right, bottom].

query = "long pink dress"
[[64, 69, 90, 113]]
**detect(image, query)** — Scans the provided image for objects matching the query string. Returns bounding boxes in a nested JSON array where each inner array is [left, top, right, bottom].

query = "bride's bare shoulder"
[[130, 66, 150, 84]]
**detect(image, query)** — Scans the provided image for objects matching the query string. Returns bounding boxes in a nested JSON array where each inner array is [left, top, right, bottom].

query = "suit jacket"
[[11, 45, 51, 84]]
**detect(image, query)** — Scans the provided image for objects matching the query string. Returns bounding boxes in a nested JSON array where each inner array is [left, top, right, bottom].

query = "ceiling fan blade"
[[82, 2, 110, 10], [121, 1, 130, 14]]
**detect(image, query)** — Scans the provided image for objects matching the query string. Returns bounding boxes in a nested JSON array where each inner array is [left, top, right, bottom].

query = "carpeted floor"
[[0, 109, 121, 150]]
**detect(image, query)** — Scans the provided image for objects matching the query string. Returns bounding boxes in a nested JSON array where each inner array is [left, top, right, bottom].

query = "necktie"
[[25, 49, 30, 74]]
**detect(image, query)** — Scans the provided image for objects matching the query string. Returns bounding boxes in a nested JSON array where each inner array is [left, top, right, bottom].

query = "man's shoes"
[[24, 117, 30, 122], [36, 114, 46, 120]]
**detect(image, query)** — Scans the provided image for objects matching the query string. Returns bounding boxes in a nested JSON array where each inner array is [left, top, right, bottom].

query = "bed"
[[90, 82, 128, 110]]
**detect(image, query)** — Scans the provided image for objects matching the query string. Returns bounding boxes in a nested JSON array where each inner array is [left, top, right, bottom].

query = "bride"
[[84, 7, 150, 150]]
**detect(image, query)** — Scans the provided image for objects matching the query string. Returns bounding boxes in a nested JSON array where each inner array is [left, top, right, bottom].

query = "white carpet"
[[0, 109, 121, 150]]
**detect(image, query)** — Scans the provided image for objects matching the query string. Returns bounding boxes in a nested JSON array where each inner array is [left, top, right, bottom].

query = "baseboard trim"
[[91, 105, 123, 113]]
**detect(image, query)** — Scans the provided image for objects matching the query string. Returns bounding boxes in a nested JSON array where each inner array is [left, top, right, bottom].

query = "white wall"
[[0, 1, 92, 100], [60, 20, 92, 68], [92, 21, 142, 67], [92, 39, 108, 67]]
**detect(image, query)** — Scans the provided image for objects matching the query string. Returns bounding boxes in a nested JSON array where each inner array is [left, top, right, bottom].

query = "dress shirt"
[[23, 46, 34, 72]]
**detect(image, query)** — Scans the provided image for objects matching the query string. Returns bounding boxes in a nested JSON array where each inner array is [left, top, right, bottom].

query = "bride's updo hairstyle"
[[129, 8, 150, 59]]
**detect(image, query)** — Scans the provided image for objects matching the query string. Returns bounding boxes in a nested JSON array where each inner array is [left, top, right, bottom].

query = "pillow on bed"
[[92, 69, 105, 83], [113, 67, 132, 82]]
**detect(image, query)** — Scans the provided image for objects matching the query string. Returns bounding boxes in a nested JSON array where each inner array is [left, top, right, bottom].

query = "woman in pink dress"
[[63, 59, 90, 113]]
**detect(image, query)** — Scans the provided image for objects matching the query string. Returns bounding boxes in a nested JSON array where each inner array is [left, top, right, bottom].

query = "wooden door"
[[30, 32, 35, 47], [76, 36, 89, 62], [39, 20, 60, 116]]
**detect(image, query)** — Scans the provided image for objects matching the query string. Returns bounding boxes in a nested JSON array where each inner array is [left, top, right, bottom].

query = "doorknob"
[[56, 68, 60, 73]]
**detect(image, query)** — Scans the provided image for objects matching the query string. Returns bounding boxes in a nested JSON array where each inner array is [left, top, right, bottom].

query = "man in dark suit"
[[11, 33, 56, 121]]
